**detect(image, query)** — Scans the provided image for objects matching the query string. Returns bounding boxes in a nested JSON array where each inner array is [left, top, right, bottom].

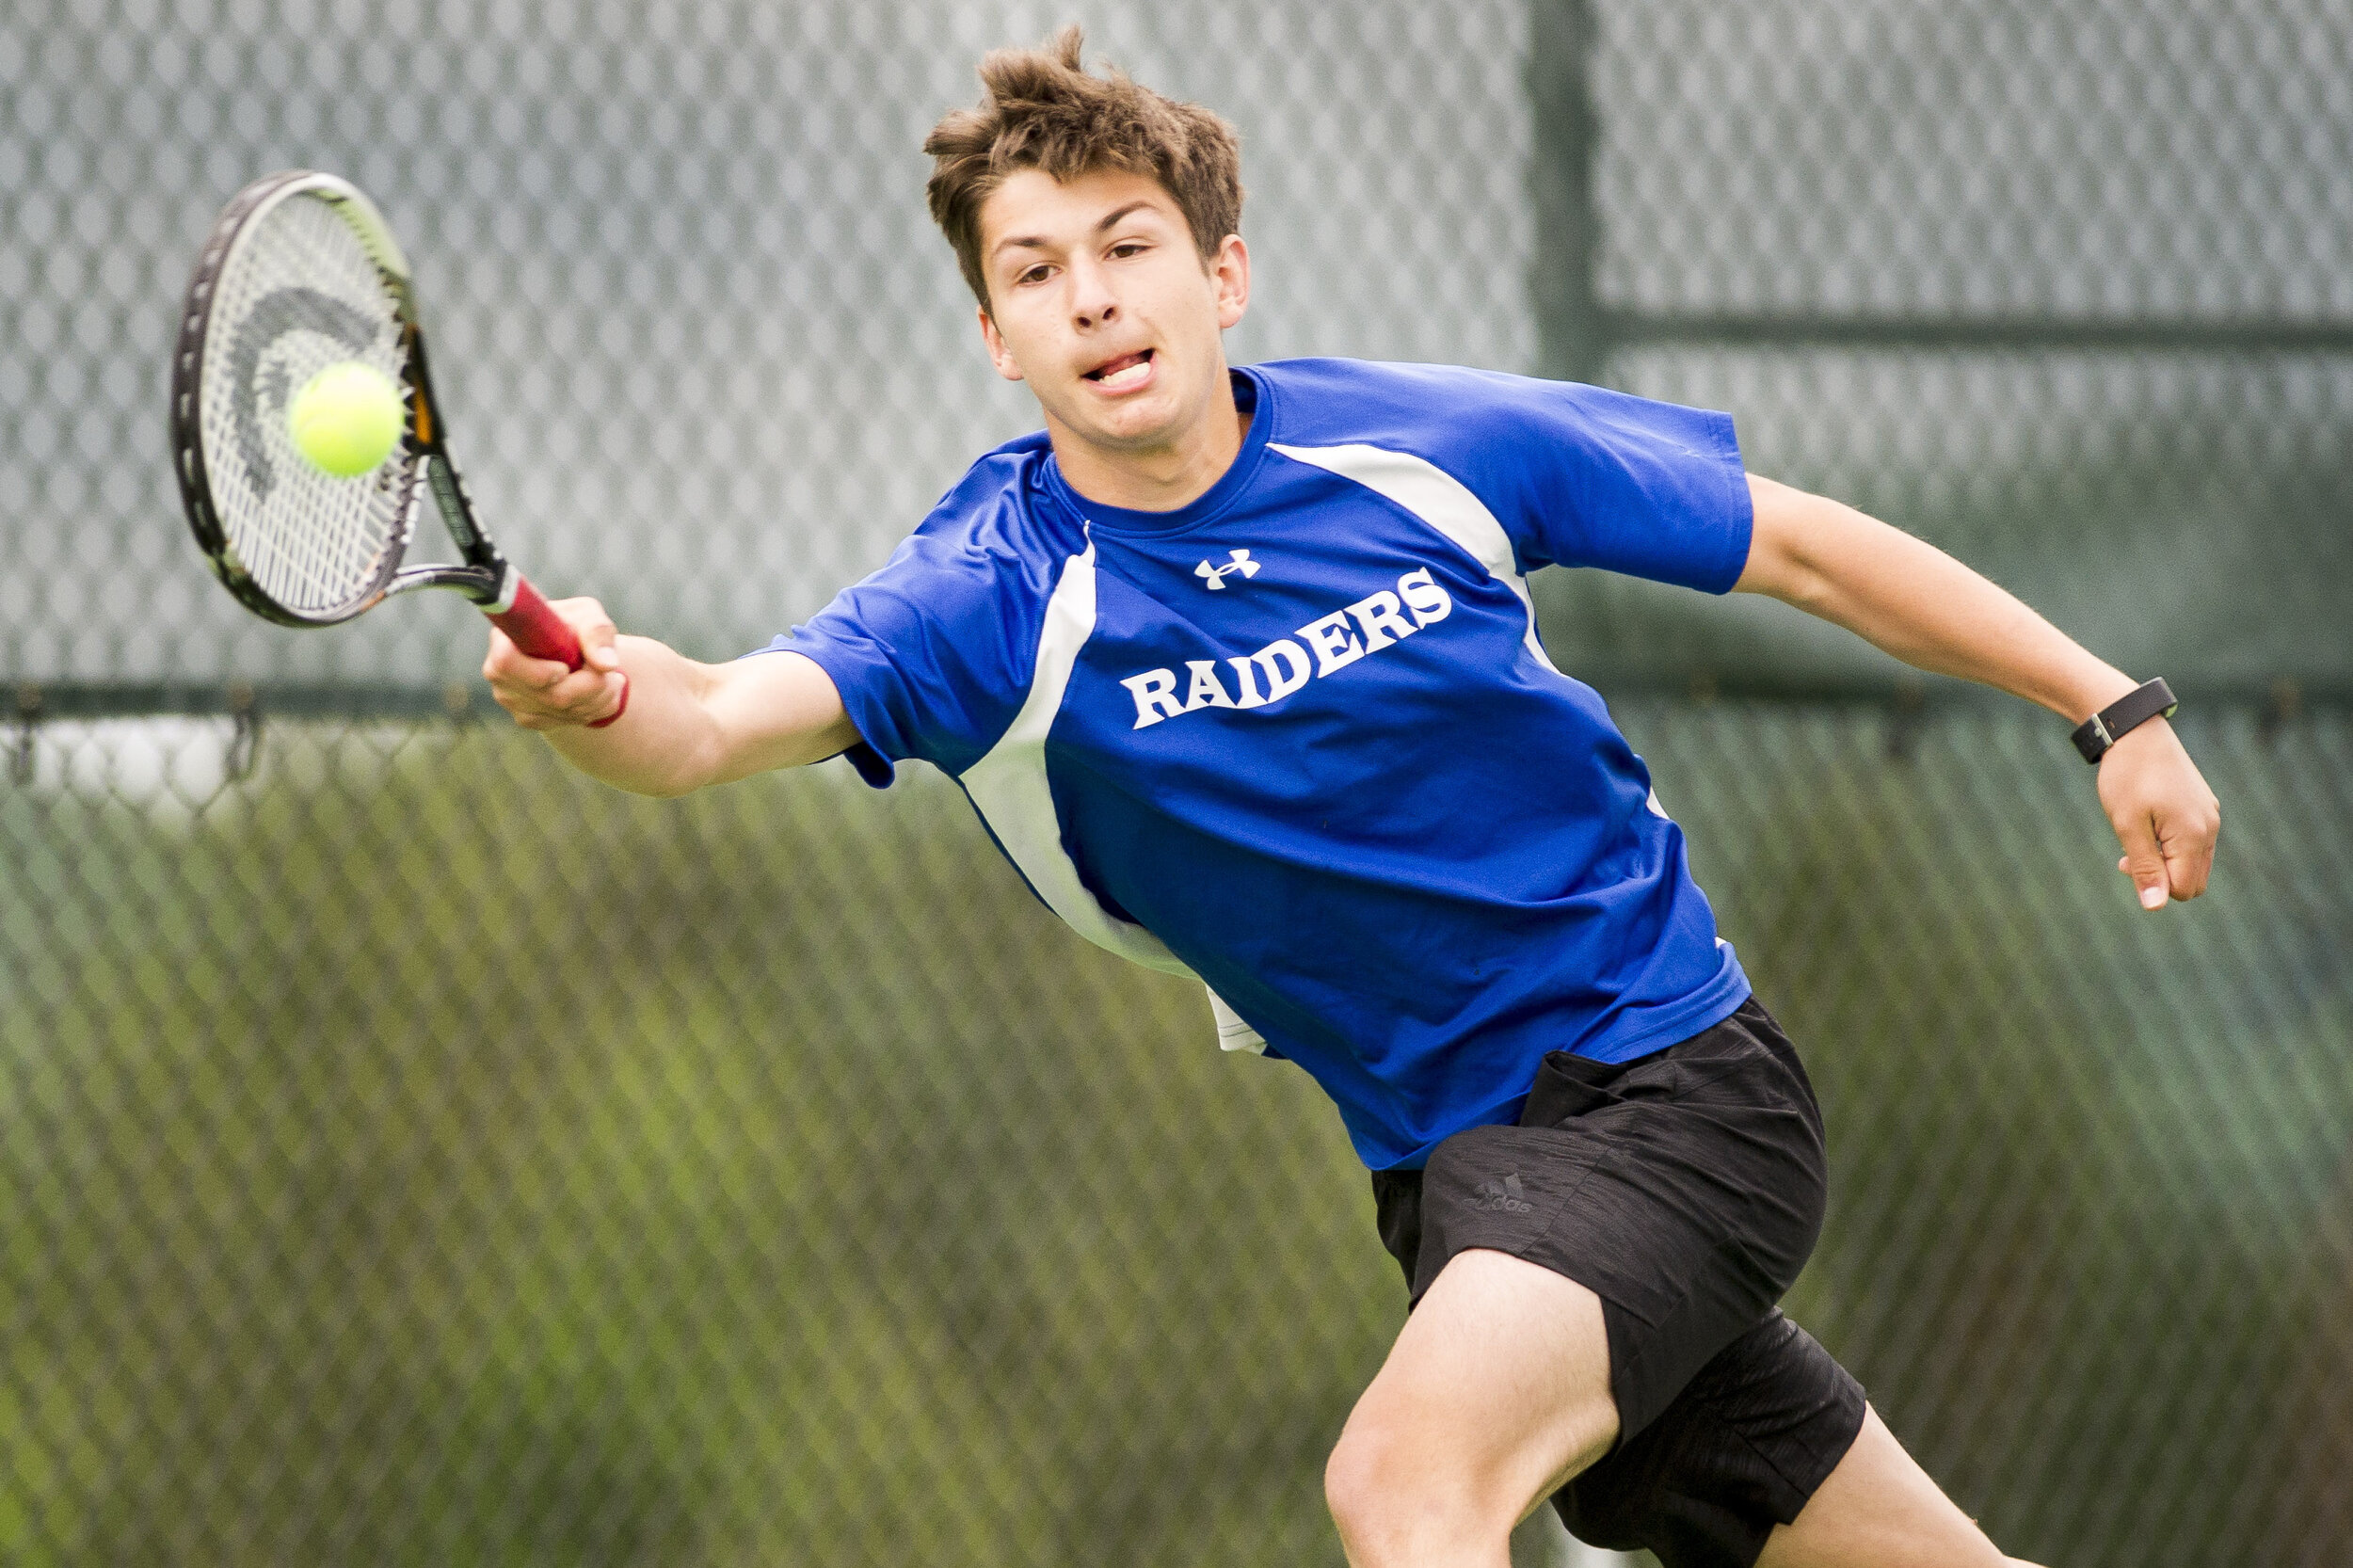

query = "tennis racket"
[[169, 168, 623, 722]]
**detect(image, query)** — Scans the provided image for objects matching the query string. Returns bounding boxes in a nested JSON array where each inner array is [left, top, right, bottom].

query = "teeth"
[[1097, 358, 1150, 389]]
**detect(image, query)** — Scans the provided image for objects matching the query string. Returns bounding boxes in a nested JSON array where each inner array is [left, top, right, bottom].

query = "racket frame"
[[171, 170, 615, 714]]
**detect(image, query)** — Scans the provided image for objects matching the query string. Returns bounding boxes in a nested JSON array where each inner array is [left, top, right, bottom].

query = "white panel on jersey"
[[960, 539, 1273, 1058], [961, 536, 1196, 981], [1209, 985, 1269, 1055], [1268, 441, 1561, 674], [1278, 444, 1686, 843]]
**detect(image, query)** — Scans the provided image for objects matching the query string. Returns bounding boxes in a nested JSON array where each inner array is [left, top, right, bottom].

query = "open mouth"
[[1082, 347, 1154, 390]]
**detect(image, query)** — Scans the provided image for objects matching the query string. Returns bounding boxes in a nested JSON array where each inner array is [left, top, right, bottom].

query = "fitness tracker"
[[2071, 678, 2178, 764]]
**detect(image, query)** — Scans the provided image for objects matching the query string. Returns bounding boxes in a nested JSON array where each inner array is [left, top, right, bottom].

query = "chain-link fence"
[[4, 3, 2350, 1565]]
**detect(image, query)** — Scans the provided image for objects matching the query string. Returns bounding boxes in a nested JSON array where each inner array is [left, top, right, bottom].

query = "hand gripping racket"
[[169, 169, 623, 723]]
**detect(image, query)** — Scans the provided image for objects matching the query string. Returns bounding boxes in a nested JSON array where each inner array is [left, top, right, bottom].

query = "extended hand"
[[2095, 717, 2219, 909], [483, 596, 629, 729]]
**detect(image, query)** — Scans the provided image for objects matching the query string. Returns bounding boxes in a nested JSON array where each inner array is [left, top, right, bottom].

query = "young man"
[[486, 30, 2218, 1568]]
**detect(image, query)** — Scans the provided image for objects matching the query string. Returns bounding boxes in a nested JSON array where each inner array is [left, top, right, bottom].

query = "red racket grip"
[[487, 573, 629, 728]]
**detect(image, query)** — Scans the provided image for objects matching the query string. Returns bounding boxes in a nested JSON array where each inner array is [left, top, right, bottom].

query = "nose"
[[1070, 256, 1118, 329]]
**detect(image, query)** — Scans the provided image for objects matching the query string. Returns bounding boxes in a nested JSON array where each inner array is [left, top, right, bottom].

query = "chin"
[[1065, 392, 1184, 449]]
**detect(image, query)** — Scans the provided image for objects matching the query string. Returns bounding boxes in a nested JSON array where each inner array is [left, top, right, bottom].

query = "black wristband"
[[2071, 678, 2178, 763]]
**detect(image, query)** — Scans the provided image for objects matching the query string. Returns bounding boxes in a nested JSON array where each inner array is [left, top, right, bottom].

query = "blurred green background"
[[5, 2, 2351, 1564], [5, 707, 2345, 1566]]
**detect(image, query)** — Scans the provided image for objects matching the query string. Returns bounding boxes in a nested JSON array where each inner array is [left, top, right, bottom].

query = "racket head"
[[170, 171, 427, 627]]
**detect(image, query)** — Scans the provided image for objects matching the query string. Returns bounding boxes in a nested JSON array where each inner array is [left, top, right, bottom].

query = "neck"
[[1045, 375, 1250, 513]]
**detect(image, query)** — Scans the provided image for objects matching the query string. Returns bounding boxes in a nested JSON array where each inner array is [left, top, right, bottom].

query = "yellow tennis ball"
[[287, 360, 405, 478]]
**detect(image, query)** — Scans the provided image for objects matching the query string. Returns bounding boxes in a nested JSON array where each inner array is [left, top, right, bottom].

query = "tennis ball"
[[287, 360, 405, 478]]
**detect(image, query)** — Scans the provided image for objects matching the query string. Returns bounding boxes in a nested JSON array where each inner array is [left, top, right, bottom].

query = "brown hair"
[[923, 26, 1243, 310]]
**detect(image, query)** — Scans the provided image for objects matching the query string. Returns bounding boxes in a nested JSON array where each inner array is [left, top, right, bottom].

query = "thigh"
[[1551, 1308, 1865, 1568], [1397, 1000, 1831, 1446], [1341, 1247, 1620, 1519], [1755, 1404, 2030, 1568]]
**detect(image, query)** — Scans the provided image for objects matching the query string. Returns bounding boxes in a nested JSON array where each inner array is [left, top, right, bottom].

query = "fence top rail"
[[9, 675, 2345, 725], [1603, 312, 2353, 355]]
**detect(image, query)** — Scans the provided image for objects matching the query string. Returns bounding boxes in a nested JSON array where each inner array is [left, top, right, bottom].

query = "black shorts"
[[1369, 998, 1866, 1568]]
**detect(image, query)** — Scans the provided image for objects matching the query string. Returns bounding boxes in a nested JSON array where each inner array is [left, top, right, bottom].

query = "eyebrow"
[[991, 200, 1160, 262]]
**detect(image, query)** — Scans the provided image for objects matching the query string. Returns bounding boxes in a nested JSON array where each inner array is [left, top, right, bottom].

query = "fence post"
[[1528, 0, 1609, 385]]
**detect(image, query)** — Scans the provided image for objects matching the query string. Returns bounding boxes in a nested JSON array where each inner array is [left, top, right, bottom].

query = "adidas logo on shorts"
[[1471, 1172, 1532, 1213]]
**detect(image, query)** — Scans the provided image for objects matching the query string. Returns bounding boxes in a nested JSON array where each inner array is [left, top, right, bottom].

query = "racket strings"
[[199, 191, 412, 617]]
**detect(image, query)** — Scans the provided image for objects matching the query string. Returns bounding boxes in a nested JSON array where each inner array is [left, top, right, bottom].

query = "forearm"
[[1735, 473, 2219, 907], [486, 600, 862, 796], [541, 634, 731, 796], [1736, 477, 2136, 722]]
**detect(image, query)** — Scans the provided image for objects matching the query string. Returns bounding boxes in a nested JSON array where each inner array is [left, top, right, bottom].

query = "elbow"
[[1772, 553, 1842, 617], [584, 767, 696, 801], [647, 754, 717, 799], [624, 742, 718, 800], [1739, 528, 1840, 615], [1739, 475, 1836, 610]]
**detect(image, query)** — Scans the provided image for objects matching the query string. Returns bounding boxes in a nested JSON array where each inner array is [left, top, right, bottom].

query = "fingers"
[[577, 613, 622, 677], [2097, 719, 2221, 911], [2114, 822, 2218, 906], [2111, 817, 2171, 911], [484, 597, 628, 728], [2158, 794, 2220, 901]]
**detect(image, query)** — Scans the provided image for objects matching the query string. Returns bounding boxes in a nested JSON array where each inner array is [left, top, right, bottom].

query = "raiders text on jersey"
[[1117, 567, 1454, 728]]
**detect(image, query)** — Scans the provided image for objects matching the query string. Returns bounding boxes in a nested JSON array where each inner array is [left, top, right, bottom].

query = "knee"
[[1321, 1422, 1391, 1540], [1324, 1416, 1509, 1562]]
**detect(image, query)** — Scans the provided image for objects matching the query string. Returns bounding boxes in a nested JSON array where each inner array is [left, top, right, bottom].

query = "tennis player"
[[485, 30, 2218, 1568]]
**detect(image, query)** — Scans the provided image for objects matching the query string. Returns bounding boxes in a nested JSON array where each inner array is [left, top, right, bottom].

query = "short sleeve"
[[1453, 375, 1753, 594], [751, 485, 1062, 788]]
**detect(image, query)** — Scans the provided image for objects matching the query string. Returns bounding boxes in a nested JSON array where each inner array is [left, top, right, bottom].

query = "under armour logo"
[[1470, 1172, 1532, 1214], [1194, 549, 1261, 589]]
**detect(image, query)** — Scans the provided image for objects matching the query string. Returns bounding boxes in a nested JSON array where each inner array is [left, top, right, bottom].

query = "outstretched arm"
[[483, 599, 861, 797], [1734, 473, 2219, 909]]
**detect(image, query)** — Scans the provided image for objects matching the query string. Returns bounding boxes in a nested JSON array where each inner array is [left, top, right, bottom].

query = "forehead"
[[978, 167, 1183, 256]]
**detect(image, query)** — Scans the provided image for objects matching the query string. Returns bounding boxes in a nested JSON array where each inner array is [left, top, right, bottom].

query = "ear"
[[1210, 234, 1251, 330], [976, 304, 1025, 382]]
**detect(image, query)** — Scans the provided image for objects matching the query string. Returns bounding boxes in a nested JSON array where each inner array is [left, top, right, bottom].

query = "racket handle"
[[488, 573, 629, 728]]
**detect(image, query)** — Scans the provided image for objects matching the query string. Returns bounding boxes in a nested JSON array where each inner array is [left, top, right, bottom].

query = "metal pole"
[[1528, 0, 1609, 385]]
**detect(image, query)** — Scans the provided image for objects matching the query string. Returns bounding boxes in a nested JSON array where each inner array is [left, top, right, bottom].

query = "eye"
[[1109, 241, 1148, 259], [1014, 264, 1052, 287]]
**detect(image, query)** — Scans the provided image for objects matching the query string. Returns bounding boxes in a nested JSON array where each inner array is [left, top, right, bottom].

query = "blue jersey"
[[764, 359, 1756, 1169]]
